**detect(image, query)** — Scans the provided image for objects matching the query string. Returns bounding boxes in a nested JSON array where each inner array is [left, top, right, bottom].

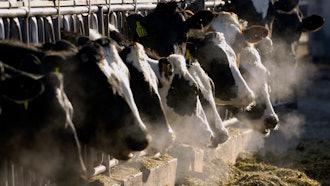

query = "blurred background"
[[307, 0, 330, 63]]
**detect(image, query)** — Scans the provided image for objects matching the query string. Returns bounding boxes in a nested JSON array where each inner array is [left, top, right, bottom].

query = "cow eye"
[[80, 53, 89, 63]]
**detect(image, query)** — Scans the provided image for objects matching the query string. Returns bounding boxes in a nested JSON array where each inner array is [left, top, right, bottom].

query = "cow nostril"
[[127, 134, 151, 151], [264, 115, 279, 129]]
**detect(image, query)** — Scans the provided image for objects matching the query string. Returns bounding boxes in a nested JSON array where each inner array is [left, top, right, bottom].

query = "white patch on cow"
[[90, 31, 147, 130], [240, 46, 277, 120], [108, 23, 120, 32], [167, 55, 189, 79], [207, 32, 255, 108], [210, 12, 241, 46], [188, 61, 227, 132], [146, 56, 168, 83], [251, 0, 269, 19], [148, 54, 213, 147], [88, 29, 103, 41], [157, 54, 197, 100], [124, 43, 159, 94], [55, 75, 86, 173]]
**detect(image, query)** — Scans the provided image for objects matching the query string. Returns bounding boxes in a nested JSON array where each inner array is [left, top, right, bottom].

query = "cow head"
[[125, 2, 214, 57], [187, 32, 256, 109], [119, 42, 175, 153], [148, 54, 214, 147], [204, 11, 269, 53], [227, 46, 279, 135], [263, 0, 324, 104], [0, 63, 86, 185], [271, 0, 324, 65], [186, 59, 230, 147], [44, 38, 151, 160]]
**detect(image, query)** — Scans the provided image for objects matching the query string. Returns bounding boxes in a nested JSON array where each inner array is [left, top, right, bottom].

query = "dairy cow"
[[147, 54, 217, 147], [185, 10, 281, 133], [83, 28, 175, 153], [0, 39, 151, 160], [125, 1, 214, 57], [186, 59, 229, 146], [270, 0, 324, 65], [104, 24, 229, 147], [117, 42, 176, 153], [227, 46, 279, 134], [187, 31, 256, 108], [217, 0, 324, 106], [217, 0, 275, 29], [0, 62, 86, 185]]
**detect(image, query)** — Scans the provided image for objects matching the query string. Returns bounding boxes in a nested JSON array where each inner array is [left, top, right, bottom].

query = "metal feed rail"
[[0, 0, 233, 185]]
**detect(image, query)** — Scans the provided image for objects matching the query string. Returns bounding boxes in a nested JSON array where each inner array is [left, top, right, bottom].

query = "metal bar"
[[0, 4, 162, 18], [0, 1, 222, 18]]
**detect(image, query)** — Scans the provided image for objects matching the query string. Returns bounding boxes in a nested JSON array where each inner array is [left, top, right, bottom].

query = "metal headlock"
[[0, 0, 229, 185]]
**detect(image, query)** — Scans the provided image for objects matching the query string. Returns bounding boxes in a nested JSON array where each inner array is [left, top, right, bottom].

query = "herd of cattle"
[[0, 0, 324, 185]]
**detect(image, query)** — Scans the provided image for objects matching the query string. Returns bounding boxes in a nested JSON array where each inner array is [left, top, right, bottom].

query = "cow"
[[185, 10, 280, 134], [104, 25, 229, 147], [267, 0, 324, 104], [116, 41, 176, 153], [125, 1, 214, 57], [0, 39, 151, 160], [60, 28, 176, 153], [0, 62, 86, 185], [147, 54, 216, 147], [226, 46, 279, 135], [186, 31, 256, 108], [217, 0, 275, 29], [217, 0, 324, 106], [186, 58, 230, 146]]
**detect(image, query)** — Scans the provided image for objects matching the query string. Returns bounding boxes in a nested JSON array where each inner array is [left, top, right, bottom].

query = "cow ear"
[[0, 75, 44, 103], [187, 10, 214, 29], [242, 25, 268, 43], [274, 0, 299, 12], [302, 15, 325, 32], [125, 13, 146, 40], [20, 54, 44, 75]]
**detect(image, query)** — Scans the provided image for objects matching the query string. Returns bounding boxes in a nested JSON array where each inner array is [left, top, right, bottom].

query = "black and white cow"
[[217, 0, 275, 29], [83, 28, 175, 154], [115, 40, 176, 153], [105, 24, 229, 147], [0, 39, 151, 160], [0, 62, 86, 185], [217, 0, 324, 105], [226, 46, 279, 134], [147, 54, 217, 147], [186, 10, 280, 134], [125, 1, 214, 57], [186, 58, 230, 146], [186, 31, 256, 108]]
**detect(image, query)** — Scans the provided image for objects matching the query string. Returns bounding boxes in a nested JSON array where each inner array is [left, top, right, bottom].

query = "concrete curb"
[[90, 122, 265, 186]]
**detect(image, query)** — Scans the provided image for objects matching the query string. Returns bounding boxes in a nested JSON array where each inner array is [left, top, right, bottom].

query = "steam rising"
[[263, 42, 317, 103], [262, 112, 306, 154]]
